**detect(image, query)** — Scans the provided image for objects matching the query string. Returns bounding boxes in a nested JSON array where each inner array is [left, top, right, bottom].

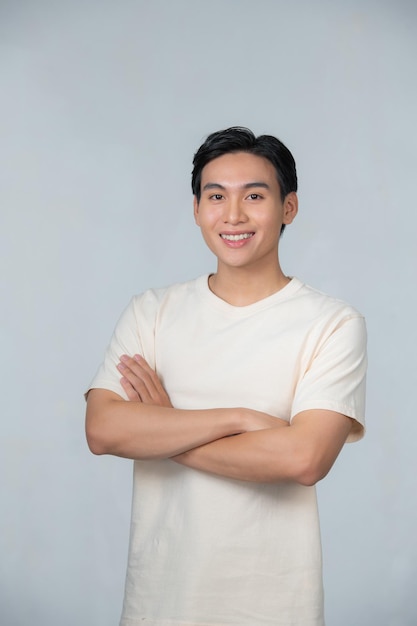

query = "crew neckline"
[[195, 274, 304, 316]]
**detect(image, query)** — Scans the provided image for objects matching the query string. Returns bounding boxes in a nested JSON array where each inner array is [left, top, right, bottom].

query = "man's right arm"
[[85, 388, 284, 460]]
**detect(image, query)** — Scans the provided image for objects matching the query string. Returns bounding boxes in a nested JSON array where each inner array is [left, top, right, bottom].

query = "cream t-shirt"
[[89, 275, 367, 626]]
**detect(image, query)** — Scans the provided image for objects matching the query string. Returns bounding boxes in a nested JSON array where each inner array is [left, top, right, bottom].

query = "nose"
[[223, 197, 247, 224]]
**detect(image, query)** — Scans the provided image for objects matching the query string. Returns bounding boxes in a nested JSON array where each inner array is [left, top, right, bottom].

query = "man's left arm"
[[172, 313, 366, 484], [173, 409, 353, 485], [119, 354, 353, 485]]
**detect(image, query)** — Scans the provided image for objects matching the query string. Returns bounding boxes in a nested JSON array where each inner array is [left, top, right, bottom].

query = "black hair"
[[191, 126, 298, 204]]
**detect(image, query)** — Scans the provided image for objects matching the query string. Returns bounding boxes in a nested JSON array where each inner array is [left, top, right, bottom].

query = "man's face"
[[194, 151, 297, 274]]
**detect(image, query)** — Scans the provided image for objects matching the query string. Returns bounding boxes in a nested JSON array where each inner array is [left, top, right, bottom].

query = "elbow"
[[296, 466, 327, 487], [86, 423, 109, 456], [85, 390, 125, 456], [86, 433, 107, 456], [292, 453, 332, 487], [85, 409, 113, 456]]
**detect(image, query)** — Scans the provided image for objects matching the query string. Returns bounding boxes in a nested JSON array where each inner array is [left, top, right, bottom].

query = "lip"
[[219, 231, 255, 248], [219, 231, 255, 237]]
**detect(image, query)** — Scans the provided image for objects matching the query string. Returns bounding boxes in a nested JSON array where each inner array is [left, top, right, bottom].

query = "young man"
[[86, 127, 367, 625]]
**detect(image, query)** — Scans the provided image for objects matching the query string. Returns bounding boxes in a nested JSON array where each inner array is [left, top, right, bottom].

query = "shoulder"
[[286, 279, 367, 352], [130, 275, 207, 317], [293, 279, 364, 323]]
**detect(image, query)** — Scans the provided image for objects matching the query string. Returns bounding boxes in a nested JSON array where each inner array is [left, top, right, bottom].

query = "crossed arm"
[[86, 355, 353, 486]]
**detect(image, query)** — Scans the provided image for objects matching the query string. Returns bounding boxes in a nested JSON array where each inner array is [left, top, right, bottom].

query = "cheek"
[[195, 215, 215, 240], [197, 209, 219, 229], [199, 229, 219, 255], [260, 212, 281, 231]]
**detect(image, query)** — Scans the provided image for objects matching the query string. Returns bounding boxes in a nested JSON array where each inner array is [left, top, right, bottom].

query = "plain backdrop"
[[1, 1, 416, 625]]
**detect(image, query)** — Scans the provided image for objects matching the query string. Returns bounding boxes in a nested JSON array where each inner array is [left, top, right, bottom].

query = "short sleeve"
[[291, 315, 367, 442], [86, 291, 159, 399]]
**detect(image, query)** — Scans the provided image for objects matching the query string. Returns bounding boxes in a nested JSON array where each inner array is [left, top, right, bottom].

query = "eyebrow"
[[202, 182, 271, 192]]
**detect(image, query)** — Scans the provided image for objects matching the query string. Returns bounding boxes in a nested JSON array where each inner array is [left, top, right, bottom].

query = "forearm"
[[173, 411, 352, 486], [173, 426, 299, 483], [86, 389, 245, 460]]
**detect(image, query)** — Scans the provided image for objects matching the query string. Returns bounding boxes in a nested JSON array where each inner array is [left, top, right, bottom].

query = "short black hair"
[[192, 126, 298, 203]]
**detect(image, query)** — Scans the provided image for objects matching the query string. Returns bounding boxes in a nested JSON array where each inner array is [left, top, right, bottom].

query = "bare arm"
[[114, 356, 351, 485], [173, 409, 353, 485], [85, 355, 285, 460]]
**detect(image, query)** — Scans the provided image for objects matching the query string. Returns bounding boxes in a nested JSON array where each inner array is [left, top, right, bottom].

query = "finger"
[[119, 355, 172, 407], [118, 360, 152, 402], [120, 376, 141, 402], [133, 355, 172, 404]]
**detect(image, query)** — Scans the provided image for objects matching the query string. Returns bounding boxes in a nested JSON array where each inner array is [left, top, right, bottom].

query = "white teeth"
[[220, 233, 253, 241]]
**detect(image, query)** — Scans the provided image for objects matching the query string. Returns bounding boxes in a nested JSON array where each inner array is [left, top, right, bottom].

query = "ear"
[[282, 192, 298, 225], [193, 196, 200, 226]]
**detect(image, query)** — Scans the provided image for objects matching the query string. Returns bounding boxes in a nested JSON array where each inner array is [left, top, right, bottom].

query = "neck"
[[209, 265, 290, 306]]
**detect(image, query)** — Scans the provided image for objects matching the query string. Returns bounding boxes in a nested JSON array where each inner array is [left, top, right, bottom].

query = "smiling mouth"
[[220, 233, 254, 241]]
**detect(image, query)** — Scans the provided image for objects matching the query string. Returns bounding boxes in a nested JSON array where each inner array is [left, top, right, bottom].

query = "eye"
[[209, 193, 224, 201], [248, 193, 262, 200]]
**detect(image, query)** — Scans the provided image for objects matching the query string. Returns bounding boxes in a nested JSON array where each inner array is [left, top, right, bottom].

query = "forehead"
[[200, 151, 277, 188]]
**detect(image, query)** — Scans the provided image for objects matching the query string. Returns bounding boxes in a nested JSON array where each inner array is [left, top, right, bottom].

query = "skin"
[[193, 151, 298, 306], [85, 151, 353, 485]]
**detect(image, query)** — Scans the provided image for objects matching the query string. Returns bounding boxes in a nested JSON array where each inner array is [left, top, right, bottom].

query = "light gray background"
[[1, 1, 416, 625]]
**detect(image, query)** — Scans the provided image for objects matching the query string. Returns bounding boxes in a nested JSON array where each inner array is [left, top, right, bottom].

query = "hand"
[[117, 354, 173, 408]]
